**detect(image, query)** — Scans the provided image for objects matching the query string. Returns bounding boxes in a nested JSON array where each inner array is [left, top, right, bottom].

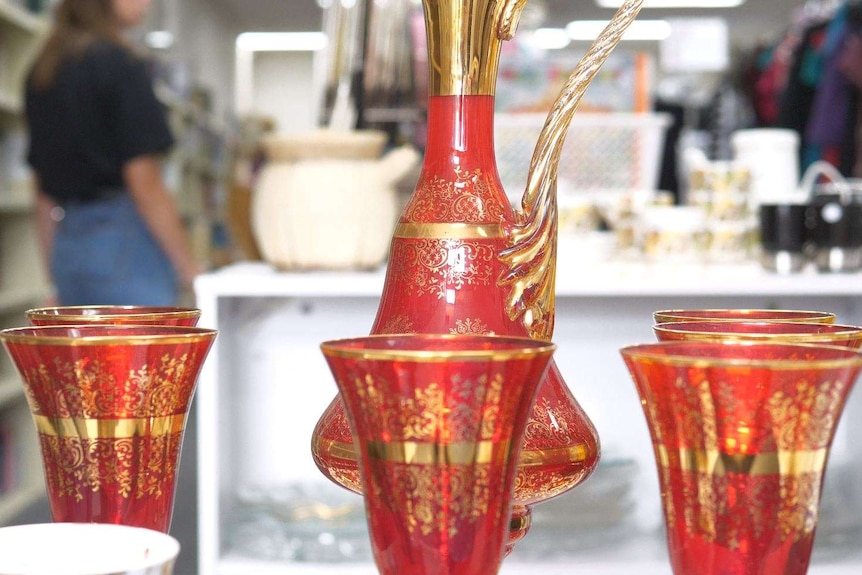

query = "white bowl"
[[0, 523, 180, 575]]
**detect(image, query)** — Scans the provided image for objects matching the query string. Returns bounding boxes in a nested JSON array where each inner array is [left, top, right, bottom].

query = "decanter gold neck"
[[423, 0, 525, 96]]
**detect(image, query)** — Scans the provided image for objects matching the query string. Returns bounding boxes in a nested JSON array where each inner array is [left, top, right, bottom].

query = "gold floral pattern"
[[514, 464, 594, 505], [380, 315, 415, 335], [39, 433, 182, 502], [403, 167, 508, 224], [349, 371, 510, 536], [523, 396, 583, 447], [387, 238, 496, 299], [661, 466, 822, 546], [450, 318, 493, 335], [368, 462, 494, 537], [767, 379, 845, 451], [638, 368, 852, 549], [23, 352, 200, 418]]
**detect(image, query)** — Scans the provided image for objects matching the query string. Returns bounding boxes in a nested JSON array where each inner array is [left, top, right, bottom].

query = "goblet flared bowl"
[[621, 341, 862, 575], [0, 325, 217, 532], [319, 334, 556, 575]]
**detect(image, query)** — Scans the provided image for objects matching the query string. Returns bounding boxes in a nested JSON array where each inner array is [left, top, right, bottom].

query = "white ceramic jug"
[[252, 130, 419, 270], [732, 128, 800, 206]]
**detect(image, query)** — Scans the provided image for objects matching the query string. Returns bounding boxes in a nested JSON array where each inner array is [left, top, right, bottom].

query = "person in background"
[[24, 0, 200, 306]]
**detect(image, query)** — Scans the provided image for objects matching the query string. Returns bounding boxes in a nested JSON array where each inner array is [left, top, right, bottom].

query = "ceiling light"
[[236, 32, 328, 52], [566, 20, 672, 41], [144, 30, 174, 50], [526, 28, 572, 50], [596, 0, 745, 7]]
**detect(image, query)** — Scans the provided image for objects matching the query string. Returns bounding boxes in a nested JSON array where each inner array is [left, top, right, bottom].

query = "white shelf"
[[210, 538, 862, 575], [195, 263, 862, 575], [0, 483, 42, 525], [197, 260, 862, 299], [0, 375, 23, 409]]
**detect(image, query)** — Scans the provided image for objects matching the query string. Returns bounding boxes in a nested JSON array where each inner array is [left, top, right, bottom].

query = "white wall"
[[250, 51, 320, 134], [170, 0, 242, 116]]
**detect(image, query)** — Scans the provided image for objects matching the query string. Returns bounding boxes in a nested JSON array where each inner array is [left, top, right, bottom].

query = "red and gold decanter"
[[312, 0, 644, 550]]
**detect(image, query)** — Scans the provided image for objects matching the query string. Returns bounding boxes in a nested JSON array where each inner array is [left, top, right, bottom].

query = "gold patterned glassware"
[[312, 0, 646, 551], [654, 321, 862, 349], [621, 341, 862, 575], [320, 334, 555, 575], [0, 325, 217, 533], [26, 305, 201, 327], [652, 309, 837, 324]]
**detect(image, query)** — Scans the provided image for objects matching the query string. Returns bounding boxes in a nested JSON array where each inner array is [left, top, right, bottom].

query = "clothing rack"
[[747, 0, 862, 179]]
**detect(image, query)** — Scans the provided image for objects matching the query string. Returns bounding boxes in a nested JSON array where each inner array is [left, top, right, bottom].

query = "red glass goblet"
[[320, 334, 555, 575], [0, 325, 217, 533], [654, 321, 862, 349], [621, 341, 862, 575], [652, 309, 836, 324], [26, 305, 201, 327]]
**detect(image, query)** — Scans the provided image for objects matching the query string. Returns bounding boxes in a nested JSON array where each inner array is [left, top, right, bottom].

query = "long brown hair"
[[30, 0, 128, 90]]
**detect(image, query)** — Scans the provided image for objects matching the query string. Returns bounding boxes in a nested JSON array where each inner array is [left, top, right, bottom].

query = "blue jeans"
[[52, 193, 178, 306]]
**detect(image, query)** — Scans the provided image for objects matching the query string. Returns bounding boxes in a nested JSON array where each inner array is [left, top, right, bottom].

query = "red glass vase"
[[0, 325, 216, 533], [621, 341, 862, 575], [321, 334, 555, 575], [307, 0, 645, 549]]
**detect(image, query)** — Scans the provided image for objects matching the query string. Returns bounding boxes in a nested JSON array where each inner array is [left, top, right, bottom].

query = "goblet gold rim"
[[621, 342, 862, 370], [0, 326, 217, 346], [653, 322, 862, 343], [653, 309, 836, 324], [25, 305, 202, 322], [321, 334, 556, 362]]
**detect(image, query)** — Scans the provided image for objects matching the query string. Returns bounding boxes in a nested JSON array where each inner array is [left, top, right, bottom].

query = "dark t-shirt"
[[25, 40, 174, 203]]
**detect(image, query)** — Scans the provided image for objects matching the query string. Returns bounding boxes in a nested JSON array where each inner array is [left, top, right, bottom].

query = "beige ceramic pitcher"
[[252, 129, 419, 269]]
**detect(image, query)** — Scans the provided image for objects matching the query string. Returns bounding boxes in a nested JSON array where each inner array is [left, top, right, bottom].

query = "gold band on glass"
[[33, 414, 186, 439], [366, 439, 509, 465], [317, 438, 593, 466], [394, 222, 504, 240], [312, 436, 356, 461], [657, 445, 829, 477], [518, 444, 593, 467]]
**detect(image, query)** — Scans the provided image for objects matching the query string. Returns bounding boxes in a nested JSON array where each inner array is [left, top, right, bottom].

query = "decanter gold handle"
[[496, 0, 528, 40], [499, 0, 645, 340]]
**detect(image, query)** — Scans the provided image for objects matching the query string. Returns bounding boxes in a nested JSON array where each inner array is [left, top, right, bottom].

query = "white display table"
[[194, 261, 862, 575]]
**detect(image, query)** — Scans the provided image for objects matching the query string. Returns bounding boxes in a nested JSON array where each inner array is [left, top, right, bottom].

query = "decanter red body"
[[312, 0, 603, 550]]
